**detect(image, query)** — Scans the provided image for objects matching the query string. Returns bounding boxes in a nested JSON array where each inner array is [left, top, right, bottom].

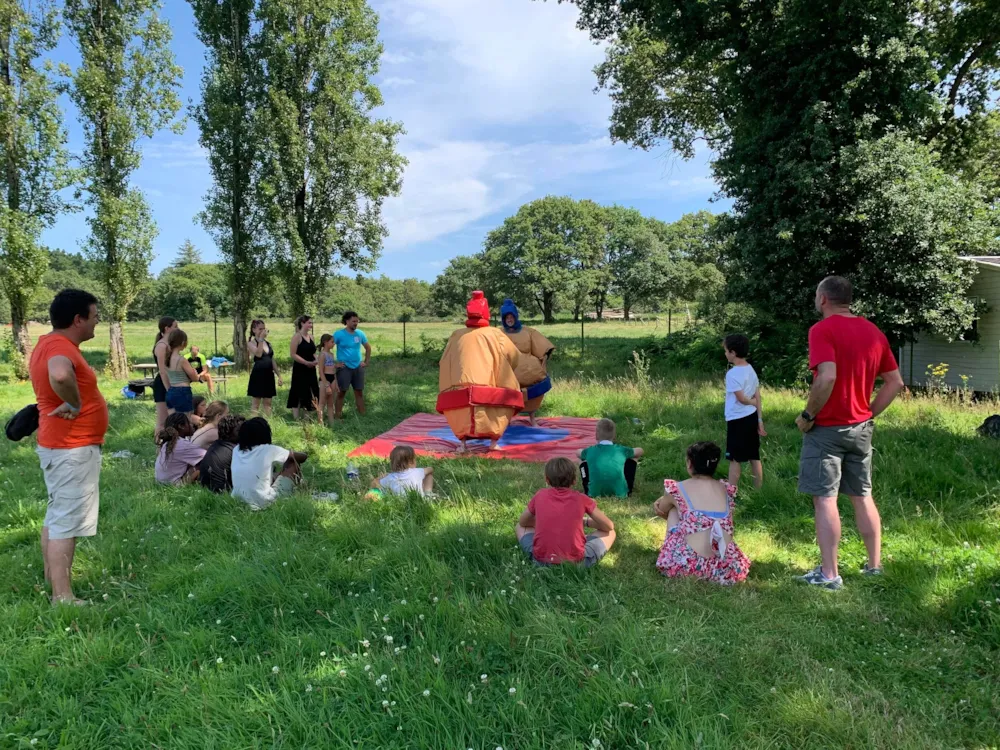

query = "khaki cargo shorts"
[[798, 420, 874, 498], [37, 445, 102, 539]]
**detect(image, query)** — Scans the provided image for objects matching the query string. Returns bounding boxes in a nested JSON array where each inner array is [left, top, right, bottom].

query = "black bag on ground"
[[5, 404, 39, 441], [977, 415, 1000, 439]]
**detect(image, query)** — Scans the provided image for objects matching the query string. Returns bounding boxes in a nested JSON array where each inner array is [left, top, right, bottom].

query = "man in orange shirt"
[[29, 289, 109, 605]]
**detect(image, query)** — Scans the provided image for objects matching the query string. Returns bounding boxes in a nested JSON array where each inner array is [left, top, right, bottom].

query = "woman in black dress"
[[287, 314, 319, 418], [247, 319, 283, 416]]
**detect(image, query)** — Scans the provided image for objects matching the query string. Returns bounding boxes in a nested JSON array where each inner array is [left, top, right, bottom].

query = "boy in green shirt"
[[578, 418, 644, 497]]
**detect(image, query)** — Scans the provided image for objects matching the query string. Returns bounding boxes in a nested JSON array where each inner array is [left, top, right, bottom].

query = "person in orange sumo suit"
[[436, 291, 523, 453]]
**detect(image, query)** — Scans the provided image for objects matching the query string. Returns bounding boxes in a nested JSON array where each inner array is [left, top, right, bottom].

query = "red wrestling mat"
[[348, 413, 599, 463]]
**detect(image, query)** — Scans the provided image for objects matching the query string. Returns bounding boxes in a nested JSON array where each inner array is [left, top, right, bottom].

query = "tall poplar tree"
[[257, 0, 405, 314], [63, 0, 182, 377], [0, 0, 74, 355], [189, 0, 268, 369]]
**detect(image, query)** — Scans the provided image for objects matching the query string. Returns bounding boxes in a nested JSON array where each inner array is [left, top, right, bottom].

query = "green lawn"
[[1, 323, 998, 748]]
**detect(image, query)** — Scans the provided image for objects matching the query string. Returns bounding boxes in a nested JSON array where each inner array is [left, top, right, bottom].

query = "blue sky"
[[42, 0, 724, 280]]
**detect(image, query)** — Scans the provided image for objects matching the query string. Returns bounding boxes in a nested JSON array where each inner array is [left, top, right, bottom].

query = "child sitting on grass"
[[516, 457, 615, 567], [198, 414, 246, 493], [652, 441, 750, 585], [371, 445, 434, 497], [578, 418, 644, 497], [155, 413, 206, 486], [231, 417, 308, 510]]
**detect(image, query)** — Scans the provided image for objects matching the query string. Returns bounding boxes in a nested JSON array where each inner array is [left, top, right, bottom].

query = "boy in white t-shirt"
[[231, 417, 308, 510], [723, 334, 766, 488], [371, 445, 434, 497]]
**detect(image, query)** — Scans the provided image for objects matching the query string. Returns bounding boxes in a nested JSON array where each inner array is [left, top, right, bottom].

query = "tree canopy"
[[567, 0, 1000, 342]]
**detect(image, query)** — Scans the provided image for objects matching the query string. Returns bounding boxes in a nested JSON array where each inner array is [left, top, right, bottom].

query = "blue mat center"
[[429, 424, 570, 446]]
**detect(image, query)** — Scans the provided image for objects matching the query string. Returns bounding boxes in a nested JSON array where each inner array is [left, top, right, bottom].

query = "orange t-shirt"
[[29, 332, 109, 449]]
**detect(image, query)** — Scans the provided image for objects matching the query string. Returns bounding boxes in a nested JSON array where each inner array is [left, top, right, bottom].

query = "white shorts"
[[37, 445, 102, 540]]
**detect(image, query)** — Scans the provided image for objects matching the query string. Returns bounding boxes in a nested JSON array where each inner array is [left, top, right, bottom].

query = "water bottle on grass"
[[346, 462, 360, 481]]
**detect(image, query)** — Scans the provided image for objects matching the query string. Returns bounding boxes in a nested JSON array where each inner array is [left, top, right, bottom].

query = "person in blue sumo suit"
[[500, 299, 556, 427]]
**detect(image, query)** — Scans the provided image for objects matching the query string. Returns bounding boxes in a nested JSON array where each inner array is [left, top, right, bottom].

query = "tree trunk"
[[108, 319, 129, 379], [624, 303, 631, 321], [595, 291, 605, 320], [542, 290, 555, 324], [9, 293, 32, 358], [232, 308, 248, 372]]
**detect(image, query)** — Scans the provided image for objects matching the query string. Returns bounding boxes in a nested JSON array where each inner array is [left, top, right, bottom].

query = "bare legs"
[[727, 460, 763, 489], [422, 472, 434, 495], [813, 494, 882, 579], [155, 402, 168, 437], [42, 526, 83, 604], [850, 495, 882, 570]]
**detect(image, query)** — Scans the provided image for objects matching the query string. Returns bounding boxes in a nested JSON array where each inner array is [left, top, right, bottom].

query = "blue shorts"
[[166, 386, 193, 413], [518, 531, 607, 567]]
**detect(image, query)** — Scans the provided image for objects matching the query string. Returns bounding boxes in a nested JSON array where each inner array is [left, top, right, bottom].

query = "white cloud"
[[143, 141, 209, 170], [374, 0, 610, 137], [381, 51, 413, 65], [382, 136, 621, 250], [382, 76, 417, 89]]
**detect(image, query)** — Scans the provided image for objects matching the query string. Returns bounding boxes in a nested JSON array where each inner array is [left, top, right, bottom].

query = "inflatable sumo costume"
[[436, 291, 523, 451], [500, 299, 555, 424]]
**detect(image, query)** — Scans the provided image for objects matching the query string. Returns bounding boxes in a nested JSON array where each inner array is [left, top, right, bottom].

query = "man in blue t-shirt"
[[333, 310, 371, 418]]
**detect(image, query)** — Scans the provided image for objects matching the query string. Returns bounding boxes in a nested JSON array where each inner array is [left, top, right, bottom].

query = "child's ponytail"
[[157, 413, 190, 460]]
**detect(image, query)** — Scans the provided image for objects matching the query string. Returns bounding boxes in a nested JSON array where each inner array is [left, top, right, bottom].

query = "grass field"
[[1, 322, 998, 749]]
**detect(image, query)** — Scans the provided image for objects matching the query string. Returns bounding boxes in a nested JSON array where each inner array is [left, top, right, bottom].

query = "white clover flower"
[[480, 674, 488, 682], [433, 655, 441, 665], [272, 666, 279, 674], [320, 651, 327, 657], [365, 665, 371, 671], [306, 684, 313, 692], [283, 561, 288, 566], [102, 593, 109, 601], [187, 593, 195, 599], [394, 648, 400, 655], [216, 619, 222, 625], [433, 597, 439, 603], [361, 639, 370, 648], [382, 700, 389, 708], [216, 657, 223, 664], [400, 599, 407, 605], [423, 689, 431, 697], [509, 687, 516, 695], [339, 669, 347, 677], [383, 615, 390, 623], [592, 664, 599, 671], [384, 635, 393, 644]]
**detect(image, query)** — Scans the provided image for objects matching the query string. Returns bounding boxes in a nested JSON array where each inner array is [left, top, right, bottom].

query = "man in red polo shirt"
[[794, 276, 904, 590], [29, 289, 109, 605]]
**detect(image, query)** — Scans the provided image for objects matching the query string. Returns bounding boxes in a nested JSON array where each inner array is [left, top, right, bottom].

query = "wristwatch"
[[800, 410, 815, 422]]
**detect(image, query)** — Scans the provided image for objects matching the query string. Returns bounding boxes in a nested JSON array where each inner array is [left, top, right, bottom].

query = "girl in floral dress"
[[653, 441, 751, 585]]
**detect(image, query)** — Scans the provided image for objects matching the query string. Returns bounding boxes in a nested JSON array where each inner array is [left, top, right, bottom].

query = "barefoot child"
[[722, 334, 765, 488], [652, 441, 750, 585], [577, 418, 644, 497], [318, 333, 337, 426], [371, 446, 434, 497], [516, 457, 615, 566]]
